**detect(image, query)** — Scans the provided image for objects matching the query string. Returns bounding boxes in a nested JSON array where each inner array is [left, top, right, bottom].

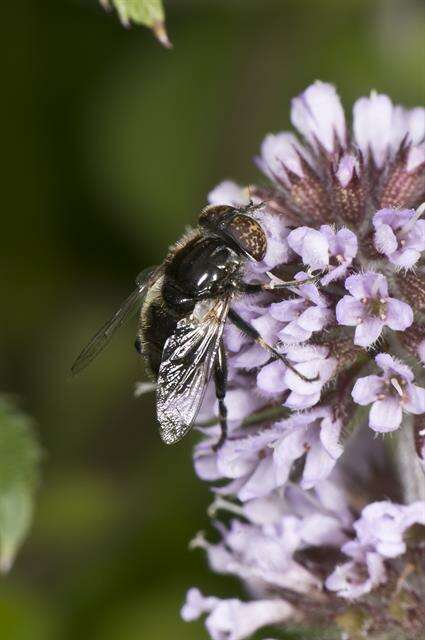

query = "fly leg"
[[212, 340, 228, 451], [228, 309, 316, 383], [239, 273, 320, 294]]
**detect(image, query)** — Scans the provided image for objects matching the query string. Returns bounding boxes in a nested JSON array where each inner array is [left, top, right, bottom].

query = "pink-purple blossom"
[[373, 206, 425, 268], [351, 353, 425, 432], [181, 589, 294, 640], [326, 500, 425, 599], [195, 404, 342, 502], [269, 273, 333, 344], [336, 272, 413, 347]]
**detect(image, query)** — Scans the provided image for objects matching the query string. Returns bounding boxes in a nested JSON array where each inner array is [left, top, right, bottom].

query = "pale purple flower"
[[373, 206, 425, 268], [326, 500, 425, 599], [257, 132, 311, 188], [347, 500, 425, 559], [287, 226, 330, 271], [336, 272, 413, 347], [352, 353, 425, 432], [213, 428, 283, 501], [241, 477, 353, 536], [283, 344, 337, 409], [273, 408, 343, 490], [192, 517, 320, 595], [319, 225, 358, 285], [269, 272, 333, 344], [199, 405, 342, 501], [256, 344, 336, 409], [291, 81, 346, 153], [181, 589, 294, 640], [353, 91, 425, 168], [325, 552, 386, 600], [287, 225, 357, 284]]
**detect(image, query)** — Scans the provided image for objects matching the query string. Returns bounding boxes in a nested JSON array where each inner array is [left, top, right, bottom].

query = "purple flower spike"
[[182, 82, 425, 636], [336, 272, 413, 347], [373, 207, 425, 268], [351, 353, 425, 432]]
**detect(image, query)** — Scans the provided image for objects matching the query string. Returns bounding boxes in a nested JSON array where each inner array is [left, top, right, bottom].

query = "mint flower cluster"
[[182, 82, 425, 638]]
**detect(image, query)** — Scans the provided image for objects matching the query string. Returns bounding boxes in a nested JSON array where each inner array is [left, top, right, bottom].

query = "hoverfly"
[[71, 203, 315, 449]]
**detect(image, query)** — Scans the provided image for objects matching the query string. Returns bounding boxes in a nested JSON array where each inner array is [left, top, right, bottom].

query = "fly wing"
[[156, 297, 230, 445], [71, 266, 160, 376]]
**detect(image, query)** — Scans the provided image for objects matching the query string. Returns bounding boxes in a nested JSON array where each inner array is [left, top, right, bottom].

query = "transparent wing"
[[71, 266, 159, 376], [156, 297, 230, 445]]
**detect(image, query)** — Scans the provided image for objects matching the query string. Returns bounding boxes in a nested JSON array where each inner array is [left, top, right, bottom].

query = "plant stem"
[[395, 416, 425, 502]]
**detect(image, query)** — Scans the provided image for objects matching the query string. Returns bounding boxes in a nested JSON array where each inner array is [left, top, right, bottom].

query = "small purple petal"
[[336, 296, 365, 326], [278, 322, 311, 344], [297, 306, 332, 331], [403, 384, 425, 415], [369, 398, 403, 432], [385, 298, 413, 331], [270, 299, 304, 322], [374, 223, 398, 255], [257, 360, 288, 395], [354, 317, 384, 347], [287, 227, 329, 270], [379, 353, 414, 381], [345, 272, 388, 299], [352, 375, 383, 405]]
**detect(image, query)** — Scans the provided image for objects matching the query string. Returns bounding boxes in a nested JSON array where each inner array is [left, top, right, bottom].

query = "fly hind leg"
[[228, 309, 316, 383], [213, 340, 228, 451]]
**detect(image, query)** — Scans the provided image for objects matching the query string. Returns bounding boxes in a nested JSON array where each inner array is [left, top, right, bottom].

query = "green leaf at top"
[[0, 397, 42, 573], [101, 0, 171, 48]]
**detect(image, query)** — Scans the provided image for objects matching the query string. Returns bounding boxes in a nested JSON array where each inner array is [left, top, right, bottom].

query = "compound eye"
[[224, 214, 267, 262], [198, 204, 233, 229]]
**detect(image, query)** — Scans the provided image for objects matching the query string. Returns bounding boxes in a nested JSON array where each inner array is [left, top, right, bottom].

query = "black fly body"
[[71, 203, 317, 449]]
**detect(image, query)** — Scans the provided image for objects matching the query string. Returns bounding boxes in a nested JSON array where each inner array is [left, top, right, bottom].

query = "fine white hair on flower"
[[182, 80, 425, 638]]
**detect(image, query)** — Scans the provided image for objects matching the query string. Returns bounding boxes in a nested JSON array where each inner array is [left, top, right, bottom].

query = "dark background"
[[0, 0, 424, 638]]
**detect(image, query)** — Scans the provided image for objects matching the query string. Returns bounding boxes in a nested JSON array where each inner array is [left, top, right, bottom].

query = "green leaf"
[[0, 397, 42, 573], [101, 0, 171, 48]]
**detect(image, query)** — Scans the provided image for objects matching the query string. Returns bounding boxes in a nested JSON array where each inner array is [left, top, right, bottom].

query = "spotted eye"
[[199, 205, 267, 262], [223, 214, 267, 262]]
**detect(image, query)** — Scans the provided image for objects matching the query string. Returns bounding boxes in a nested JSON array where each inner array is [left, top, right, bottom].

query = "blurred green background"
[[0, 0, 424, 638]]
